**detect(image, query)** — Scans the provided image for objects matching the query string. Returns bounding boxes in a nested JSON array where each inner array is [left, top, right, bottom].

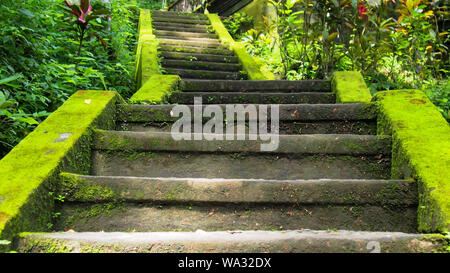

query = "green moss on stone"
[[374, 89, 450, 233], [135, 9, 160, 88], [58, 173, 115, 202], [17, 233, 73, 253], [0, 91, 121, 241], [130, 74, 181, 104], [331, 71, 372, 103], [206, 13, 274, 80]]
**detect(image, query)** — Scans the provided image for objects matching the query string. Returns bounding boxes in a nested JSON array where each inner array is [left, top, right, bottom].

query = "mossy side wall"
[[131, 9, 182, 104], [130, 74, 181, 104], [375, 89, 450, 233], [0, 91, 122, 247], [206, 13, 275, 80], [135, 9, 159, 89], [331, 71, 372, 103]]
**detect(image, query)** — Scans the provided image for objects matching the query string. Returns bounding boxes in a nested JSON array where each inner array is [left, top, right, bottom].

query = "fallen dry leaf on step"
[[208, 208, 215, 216]]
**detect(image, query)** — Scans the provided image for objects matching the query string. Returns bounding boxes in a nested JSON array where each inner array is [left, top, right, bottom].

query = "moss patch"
[[206, 13, 274, 80], [331, 71, 372, 103], [0, 91, 121, 241], [16, 233, 73, 253], [130, 74, 181, 104], [374, 89, 450, 233], [58, 173, 116, 202]]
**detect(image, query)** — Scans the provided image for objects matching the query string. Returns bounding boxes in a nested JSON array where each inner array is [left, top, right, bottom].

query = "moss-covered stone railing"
[[132, 9, 181, 104], [206, 13, 275, 80], [331, 71, 372, 103], [332, 71, 449, 233], [374, 90, 450, 233], [134, 9, 159, 88], [130, 74, 180, 104], [0, 91, 123, 248]]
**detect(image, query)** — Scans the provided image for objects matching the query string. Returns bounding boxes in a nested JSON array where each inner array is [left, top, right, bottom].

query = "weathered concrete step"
[[161, 46, 235, 57], [151, 11, 208, 20], [59, 173, 416, 206], [157, 36, 221, 43], [162, 60, 241, 72], [180, 79, 331, 92], [169, 92, 335, 104], [93, 131, 391, 155], [164, 68, 245, 80], [92, 149, 390, 180], [118, 120, 377, 135], [54, 202, 416, 233], [161, 52, 238, 63], [151, 17, 210, 25], [152, 25, 212, 33], [152, 21, 211, 31], [159, 38, 223, 48], [18, 230, 447, 253], [116, 103, 377, 122], [154, 30, 218, 39]]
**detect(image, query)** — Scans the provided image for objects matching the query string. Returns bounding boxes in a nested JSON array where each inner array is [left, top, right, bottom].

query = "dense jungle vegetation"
[[0, 0, 142, 158], [224, 0, 449, 120]]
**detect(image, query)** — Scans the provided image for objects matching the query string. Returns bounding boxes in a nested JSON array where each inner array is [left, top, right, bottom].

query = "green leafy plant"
[[223, 12, 254, 40], [237, 0, 448, 120], [0, 0, 138, 158]]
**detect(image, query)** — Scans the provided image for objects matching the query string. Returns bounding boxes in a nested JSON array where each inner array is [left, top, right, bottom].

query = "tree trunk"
[[169, 0, 195, 12]]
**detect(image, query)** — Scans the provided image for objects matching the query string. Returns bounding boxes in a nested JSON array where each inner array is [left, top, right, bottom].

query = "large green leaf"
[[17, 117, 39, 125], [0, 74, 21, 85]]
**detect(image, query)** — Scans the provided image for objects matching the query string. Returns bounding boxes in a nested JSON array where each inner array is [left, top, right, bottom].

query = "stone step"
[[152, 21, 211, 31], [92, 152, 390, 179], [160, 46, 235, 56], [116, 103, 377, 135], [151, 17, 210, 25], [153, 24, 212, 33], [18, 230, 446, 253], [154, 30, 218, 39], [118, 120, 376, 135], [152, 25, 210, 33], [164, 68, 245, 80], [59, 173, 416, 205], [157, 36, 221, 43], [169, 92, 335, 104], [116, 104, 377, 122], [53, 175, 415, 233], [54, 202, 416, 233], [162, 59, 241, 72], [91, 149, 390, 181], [180, 79, 331, 92], [92, 131, 391, 155], [151, 11, 208, 20], [159, 38, 223, 49]]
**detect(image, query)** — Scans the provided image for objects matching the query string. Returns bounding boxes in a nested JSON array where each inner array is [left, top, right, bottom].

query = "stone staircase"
[[152, 10, 247, 80], [16, 11, 446, 253]]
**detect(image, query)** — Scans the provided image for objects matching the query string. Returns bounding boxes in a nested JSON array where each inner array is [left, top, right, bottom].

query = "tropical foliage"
[[0, 0, 139, 158], [228, 0, 449, 119], [223, 12, 254, 40]]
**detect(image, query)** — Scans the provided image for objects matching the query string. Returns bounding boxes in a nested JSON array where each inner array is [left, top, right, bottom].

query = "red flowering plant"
[[62, 0, 109, 56], [358, 1, 368, 19]]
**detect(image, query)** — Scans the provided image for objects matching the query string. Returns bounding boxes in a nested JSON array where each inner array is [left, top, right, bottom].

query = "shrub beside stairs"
[[0, 10, 449, 253]]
